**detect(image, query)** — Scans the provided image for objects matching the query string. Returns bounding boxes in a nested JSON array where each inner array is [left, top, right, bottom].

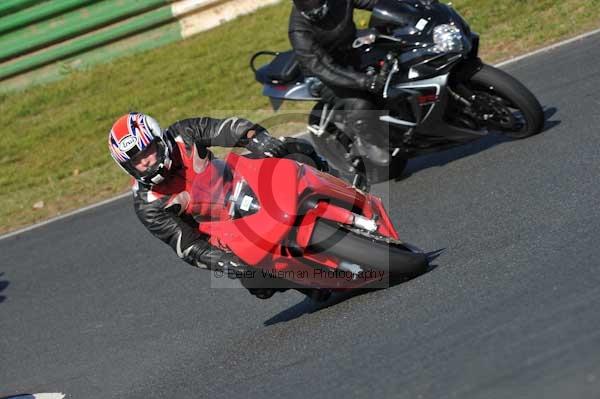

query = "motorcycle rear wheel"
[[467, 64, 544, 138], [308, 102, 407, 184], [307, 220, 428, 279]]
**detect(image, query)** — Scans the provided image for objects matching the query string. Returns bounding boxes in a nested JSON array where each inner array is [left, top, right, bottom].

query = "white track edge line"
[[495, 27, 600, 67], [0, 192, 131, 240], [2, 27, 600, 241]]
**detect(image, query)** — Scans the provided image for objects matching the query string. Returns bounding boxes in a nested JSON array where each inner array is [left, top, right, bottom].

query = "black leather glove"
[[364, 73, 387, 95], [246, 130, 288, 158]]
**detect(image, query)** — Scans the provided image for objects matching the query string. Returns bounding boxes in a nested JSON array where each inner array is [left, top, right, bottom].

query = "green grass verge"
[[1, 0, 599, 233]]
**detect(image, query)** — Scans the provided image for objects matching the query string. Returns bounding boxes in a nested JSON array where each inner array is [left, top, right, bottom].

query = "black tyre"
[[308, 102, 407, 184], [468, 64, 544, 138], [307, 220, 428, 279]]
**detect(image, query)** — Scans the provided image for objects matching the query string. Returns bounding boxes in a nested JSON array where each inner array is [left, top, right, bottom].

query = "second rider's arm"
[[289, 28, 368, 91], [288, 0, 380, 91]]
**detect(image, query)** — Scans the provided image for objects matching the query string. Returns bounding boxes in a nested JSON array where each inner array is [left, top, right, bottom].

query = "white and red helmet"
[[108, 112, 172, 185]]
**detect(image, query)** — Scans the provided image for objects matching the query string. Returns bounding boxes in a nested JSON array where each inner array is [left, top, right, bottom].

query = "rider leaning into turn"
[[108, 112, 325, 299], [289, 0, 391, 166]]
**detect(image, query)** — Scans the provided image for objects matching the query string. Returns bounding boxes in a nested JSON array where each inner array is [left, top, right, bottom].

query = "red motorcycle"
[[186, 150, 431, 297]]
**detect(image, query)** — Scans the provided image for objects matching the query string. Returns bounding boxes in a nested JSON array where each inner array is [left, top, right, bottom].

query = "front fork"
[[307, 102, 339, 138], [445, 57, 488, 126]]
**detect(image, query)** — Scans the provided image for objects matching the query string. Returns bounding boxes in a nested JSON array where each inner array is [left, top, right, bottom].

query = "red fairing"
[[298, 165, 367, 209], [188, 159, 232, 220], [196, 154, 299, 265], [187, 153, 401, 288], [297, 165, 400, 240]]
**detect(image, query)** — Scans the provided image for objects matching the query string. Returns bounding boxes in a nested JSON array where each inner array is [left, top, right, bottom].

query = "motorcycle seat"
[[255, 50, 302, 85]]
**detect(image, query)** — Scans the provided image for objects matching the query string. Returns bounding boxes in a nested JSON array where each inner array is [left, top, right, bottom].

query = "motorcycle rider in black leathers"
[[289, 0, 391, 166], [108, 112, 328, 300]]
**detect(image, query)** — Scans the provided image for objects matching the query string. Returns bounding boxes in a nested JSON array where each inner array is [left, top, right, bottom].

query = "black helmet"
[[293, 0, 329, 22]]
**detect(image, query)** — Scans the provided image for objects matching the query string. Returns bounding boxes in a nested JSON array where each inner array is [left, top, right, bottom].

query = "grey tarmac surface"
[[2, 32, 600, 399]]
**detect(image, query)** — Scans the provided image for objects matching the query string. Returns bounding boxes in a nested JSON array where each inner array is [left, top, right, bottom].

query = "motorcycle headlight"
[[430, 24, 464, 53]]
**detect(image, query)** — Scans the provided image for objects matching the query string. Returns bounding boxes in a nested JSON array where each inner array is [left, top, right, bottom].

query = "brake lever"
[[383, 58, 400, 99]]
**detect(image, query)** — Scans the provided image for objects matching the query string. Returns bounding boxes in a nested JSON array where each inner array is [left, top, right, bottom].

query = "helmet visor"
[[131, 141, 159, 173], [124, 139, 169, 184]]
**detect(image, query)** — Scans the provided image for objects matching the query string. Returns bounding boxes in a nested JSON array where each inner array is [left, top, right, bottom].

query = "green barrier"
[[0, 0, 100, 36], [0, 5, 176, 80], [0, 22, 182, 93], [0, 0, 170, 62], [0, 0, 43, 18]]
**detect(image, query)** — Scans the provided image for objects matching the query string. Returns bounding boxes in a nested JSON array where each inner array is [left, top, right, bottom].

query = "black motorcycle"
[[250, 0, 544, 183]]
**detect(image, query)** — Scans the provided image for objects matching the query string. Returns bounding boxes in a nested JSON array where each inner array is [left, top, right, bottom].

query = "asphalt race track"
[[2, 33, 600, 399]]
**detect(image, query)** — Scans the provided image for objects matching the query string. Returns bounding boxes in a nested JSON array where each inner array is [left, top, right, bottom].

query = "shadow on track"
[[264, 259, 443, 326], [400, 106, 560, 179], [542, 107, 560, 132], [0, 273, 8, 304], [263, 290, 368, 326]]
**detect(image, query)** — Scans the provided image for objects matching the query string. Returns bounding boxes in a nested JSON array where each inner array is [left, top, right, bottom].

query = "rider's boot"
[[247, 288, 288, 300], [349, 115, 391, 167], [354, 136, 391, 166]]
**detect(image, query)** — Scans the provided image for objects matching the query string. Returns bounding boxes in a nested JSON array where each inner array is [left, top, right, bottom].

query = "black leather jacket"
[[288, 0, 378, 90], [132, 117, 258, 269]]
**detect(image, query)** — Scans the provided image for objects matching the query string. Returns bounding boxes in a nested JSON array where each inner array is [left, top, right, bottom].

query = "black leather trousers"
[[320, 85, 389, 148]]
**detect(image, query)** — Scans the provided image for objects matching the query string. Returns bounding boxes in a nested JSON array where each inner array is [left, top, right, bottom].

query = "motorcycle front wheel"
[[467, 64, 544, 138], [307, 220, 429, 279]]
